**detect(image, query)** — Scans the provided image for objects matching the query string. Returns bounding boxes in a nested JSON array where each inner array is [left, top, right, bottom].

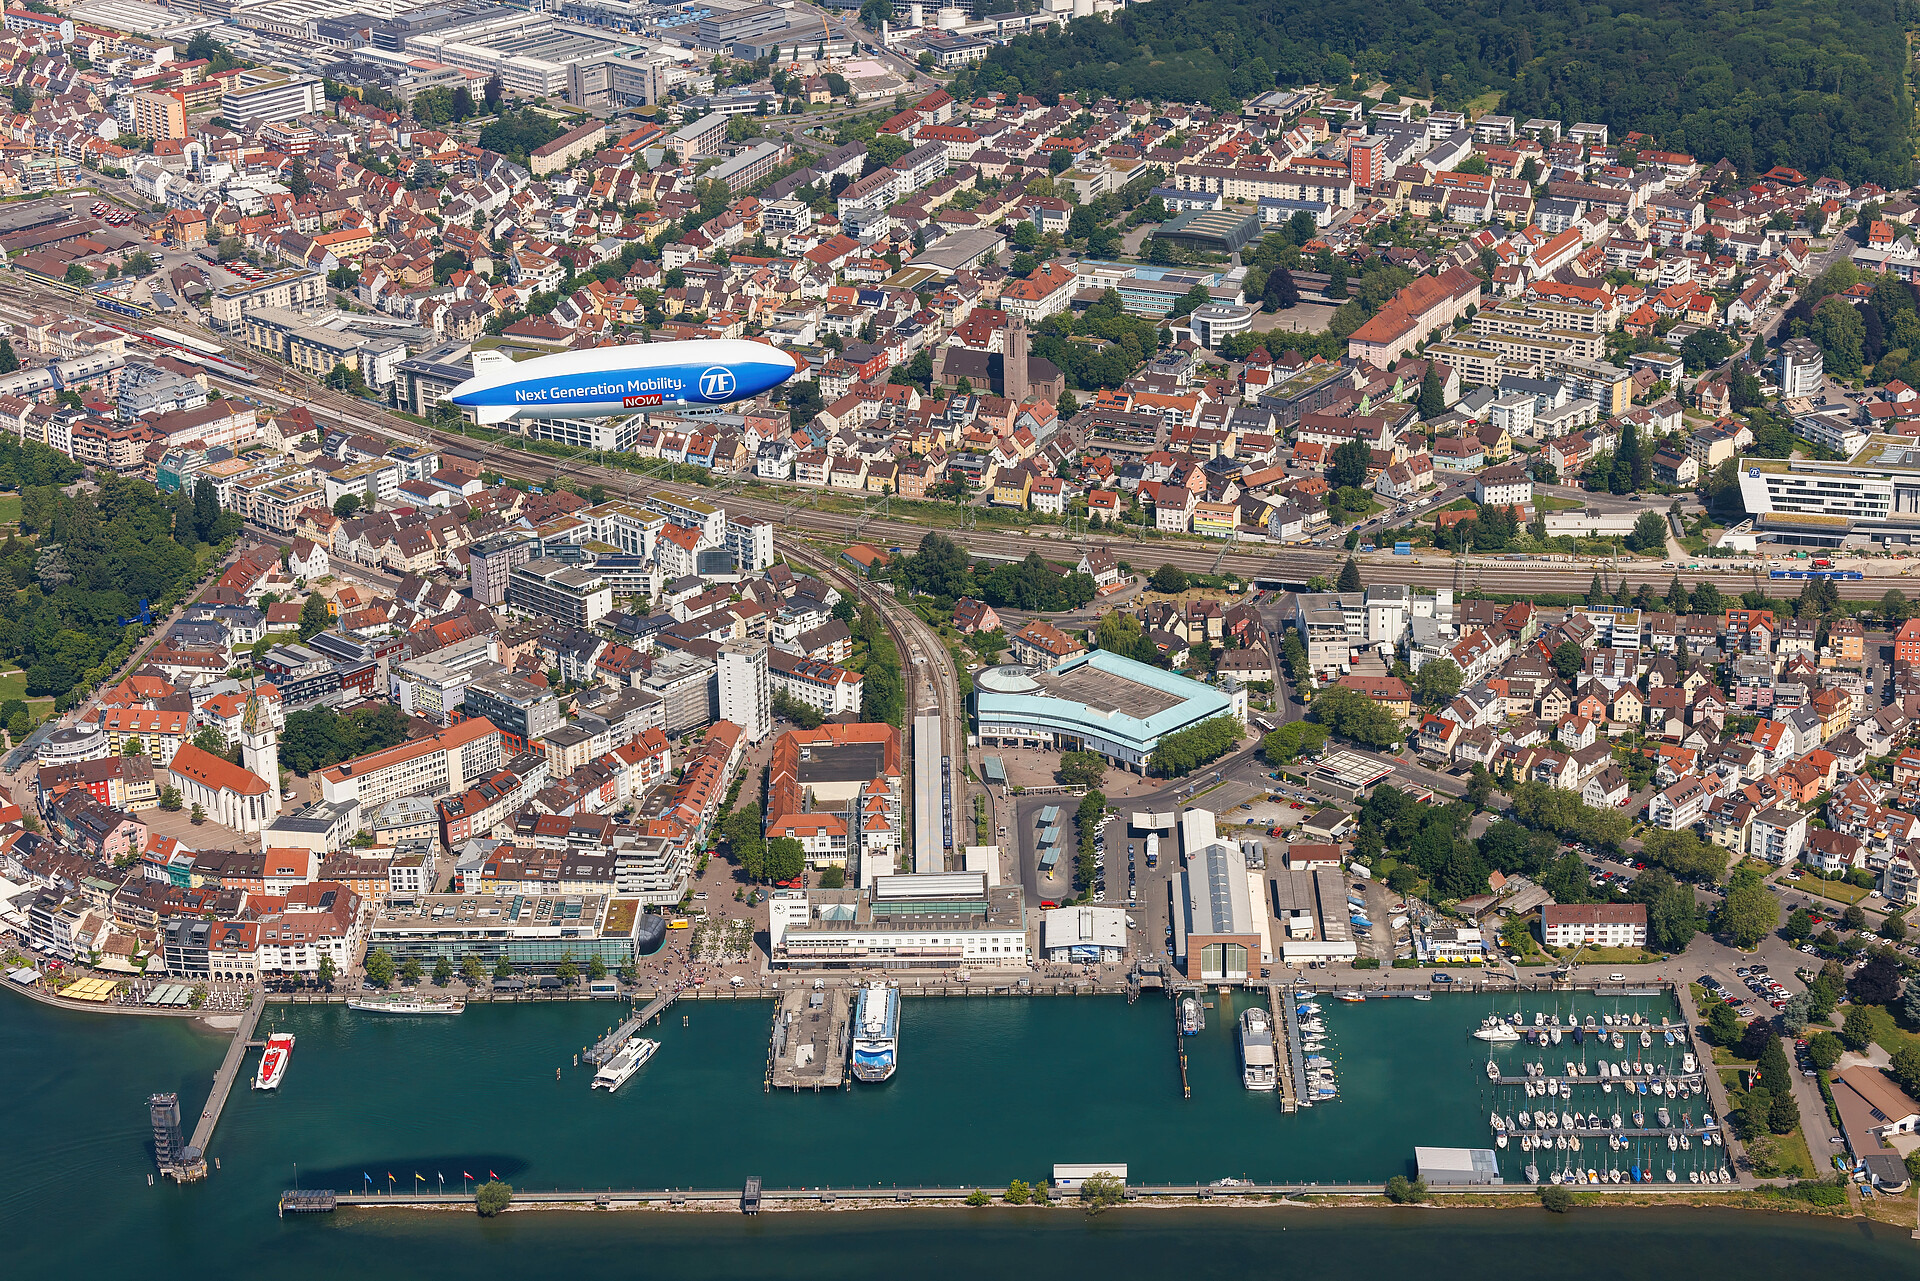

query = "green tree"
[[1149, 564, 1189, 594], [316, 954, 336, 987], [494, 956, 516, 979], [0, 339, 17, 374], [588, 954, 607, 981], [1078, 1172, 1126, 1214], [399, 957, 423, 984], [1337, 557, 1362, 592], [1261, 720, 1329, 765], [1417, 366, 1446, 419], [158, 785, 182, 811], [1005, 1178, 1032, 1204], [1539, 1183, 1574, 1212], [1705, 999, 1742, 1046], [1626, 510, 1669, 552], [1807, 1031, 1845, 1069], [1889, 1045, 1920, 1097], [1550, 641, 1584, 681], [1720, 878, 1779, 947], [1056, 751, 1107, 787], [475, 1180, 513, 1216], [1412, 658, 1462, 707], [364, 947, 396, 987], [1783, 907, 1812, 942], [1329, 438, 1372, 489], [333, 493, 361, 518], [767, 836, 806, 882], [462, 954, 486, 986], [433, 956, 453, 985], [298, 592, 331, 641], [1383, 1175, 1427, 1203], [555, 950, 579, 986]]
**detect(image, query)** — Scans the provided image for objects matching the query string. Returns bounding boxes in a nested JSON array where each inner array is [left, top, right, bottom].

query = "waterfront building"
[[1171, 839, 1261, 981], [767, 872, 1028, 970], [365, 891, 649, 974], [1539, 902, 1649, 949]]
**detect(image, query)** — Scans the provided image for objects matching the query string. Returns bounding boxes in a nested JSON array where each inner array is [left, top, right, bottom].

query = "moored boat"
[[850, 982, 900, 1083], [345, 994, 466, 1015], [253, 1032, 294, 1091], [1239, 1007, 1278, 1091], [590, 1036, 658, 1091]]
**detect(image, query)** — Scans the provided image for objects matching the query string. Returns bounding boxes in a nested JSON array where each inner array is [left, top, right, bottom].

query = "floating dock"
[[767, 986, 850, 1091]]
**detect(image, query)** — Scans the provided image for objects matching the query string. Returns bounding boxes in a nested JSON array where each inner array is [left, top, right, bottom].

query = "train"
[[1768, 569, 1864, 581]]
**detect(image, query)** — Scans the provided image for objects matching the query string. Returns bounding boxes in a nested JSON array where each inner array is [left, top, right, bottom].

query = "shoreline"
[[329, 1187, 1892, 1225]]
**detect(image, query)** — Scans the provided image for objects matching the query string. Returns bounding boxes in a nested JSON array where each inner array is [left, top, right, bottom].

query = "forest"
[[1, 451, 229, 702], [960, 0, 1916, 186]]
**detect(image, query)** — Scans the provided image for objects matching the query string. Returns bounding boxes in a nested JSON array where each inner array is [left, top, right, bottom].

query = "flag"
[[464, 1172, 475, 1181], [489, 1170, 498, 1180], [415, 1173, 424, 1183], [364, 1173, 372, 1184]]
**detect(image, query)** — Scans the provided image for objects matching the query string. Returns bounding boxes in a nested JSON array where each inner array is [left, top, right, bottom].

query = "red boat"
[[253, 1032, 295, 1091]]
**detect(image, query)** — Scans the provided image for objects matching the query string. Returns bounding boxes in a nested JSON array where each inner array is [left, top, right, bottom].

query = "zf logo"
[[699, 366, 737, 400]]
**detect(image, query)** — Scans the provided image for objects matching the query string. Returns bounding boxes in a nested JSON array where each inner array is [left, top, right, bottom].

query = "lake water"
[[8, 987, 1914, 1279]]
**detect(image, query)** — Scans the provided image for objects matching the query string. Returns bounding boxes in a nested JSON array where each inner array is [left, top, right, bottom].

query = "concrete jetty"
[[171, 989, 265, 1182], [767, 986, 849, 1091]]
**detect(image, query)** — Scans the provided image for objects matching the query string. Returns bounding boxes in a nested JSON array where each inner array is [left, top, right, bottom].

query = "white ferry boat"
[[850, 982, 899, 1083], [345, 995, 466, 1015], [590, 1036, 659, 1091], [1239, 1007, 1278, 1091], [253, 1032, 294, 1090]]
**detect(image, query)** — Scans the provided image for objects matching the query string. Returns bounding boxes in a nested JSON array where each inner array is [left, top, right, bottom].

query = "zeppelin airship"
[[448, 338, 802, 424]]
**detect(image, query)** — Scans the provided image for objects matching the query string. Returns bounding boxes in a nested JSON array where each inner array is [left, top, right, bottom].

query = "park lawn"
[[1559, 946, 1662, 964], [1799, 878, 1871, 906], [0, 493, 20, 524], [1852, 1003, 1920, 1058], [0, 669, 25, 701], [1533, 494, 1587, 512], [1721, 1078, 1818, 1178]]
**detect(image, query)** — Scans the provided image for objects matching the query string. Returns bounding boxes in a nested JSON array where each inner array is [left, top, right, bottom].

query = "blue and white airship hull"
[[448, 338, 801, 424]]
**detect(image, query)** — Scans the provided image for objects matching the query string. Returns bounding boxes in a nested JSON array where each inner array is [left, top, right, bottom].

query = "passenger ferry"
[[850, 982, 900, 1082], [253, 1032, 295, 1090], [590, 1036, 659, 1091], [1239, 1007, 1278, 1091], [345, 995, 466, 1015]]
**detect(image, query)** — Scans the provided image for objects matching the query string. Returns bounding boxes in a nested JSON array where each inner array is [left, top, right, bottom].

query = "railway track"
[[0, 277, 1892, 602]]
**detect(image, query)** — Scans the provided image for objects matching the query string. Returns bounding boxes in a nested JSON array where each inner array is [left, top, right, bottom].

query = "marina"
[[767, 985, 851, 1091]]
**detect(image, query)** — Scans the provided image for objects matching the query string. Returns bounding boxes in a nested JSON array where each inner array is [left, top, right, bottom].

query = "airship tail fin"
[[471, 404, 517, 426], [469, 349, 514, 377]]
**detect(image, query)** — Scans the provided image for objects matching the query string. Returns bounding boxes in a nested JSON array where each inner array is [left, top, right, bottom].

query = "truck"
[[1145, 833, 1159, 868]]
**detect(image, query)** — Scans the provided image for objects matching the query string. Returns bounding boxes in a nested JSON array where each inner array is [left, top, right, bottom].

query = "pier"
[[1278, 989, 1310, 1107], [767, 986, 850, 1091], [168, 989, 264, 1182], [278, 1190, 336, 1216], [584, 990, 681, 1066], [1266, 987, 1297, 1113], [1172, 992, 1191, 1100], [1490, 1072, 1708, 1087]]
